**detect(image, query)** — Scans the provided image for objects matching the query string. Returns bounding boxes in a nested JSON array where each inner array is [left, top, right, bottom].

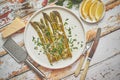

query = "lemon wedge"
[[81, 0, 92, 19], [95, 1, 104, 21], [89, 0, 98, 21]]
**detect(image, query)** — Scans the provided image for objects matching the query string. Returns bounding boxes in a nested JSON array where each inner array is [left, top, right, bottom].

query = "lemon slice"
[[81, 0, 92, 19], [89, 0, 98, 21], [95, 1, 104, 21]]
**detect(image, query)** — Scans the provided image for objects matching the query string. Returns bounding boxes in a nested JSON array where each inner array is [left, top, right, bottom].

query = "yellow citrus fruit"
[[81, 0, 92, 19], [80, 0, 85, 17], [95, 1, 104, 21], [89, 0, 98, 21]]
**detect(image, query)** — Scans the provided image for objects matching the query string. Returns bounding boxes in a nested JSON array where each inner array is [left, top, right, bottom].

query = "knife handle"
[[80, 59, 90, 80], [25, 59, 47, 80], [74, 54, 85, 77]]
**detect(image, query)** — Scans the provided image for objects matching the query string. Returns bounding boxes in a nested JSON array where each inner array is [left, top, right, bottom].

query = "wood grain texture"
[[0, 0, 120, 80], [87, 26, 120, 43], [106, 0, 120, 11], [0, 0, 120, 56]]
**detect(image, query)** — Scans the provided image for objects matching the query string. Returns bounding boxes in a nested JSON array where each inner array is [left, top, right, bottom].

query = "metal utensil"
[[2, 37, 47, 80], [74, 41, 93, 76], [80, 28, 101, 80]]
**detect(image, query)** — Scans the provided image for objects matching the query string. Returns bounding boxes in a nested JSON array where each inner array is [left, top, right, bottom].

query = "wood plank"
[[0, 0, 120, 56], [0, 1, 120, 79], [0, 0, 120, 57], [10, 71, 42, 80], [63, 52, 120, 80], [1, 26, 120, 56], [4, 28, 120, 79], [86, 54, 120, 80], [104, 0, 117, 5], [106, 0, 120, 11], [9, 51, 120, 80], [87, 25, 120, 42]]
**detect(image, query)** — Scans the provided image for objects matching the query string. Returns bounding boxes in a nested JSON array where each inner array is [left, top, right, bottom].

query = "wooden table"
[[0, 0, 120, 80]]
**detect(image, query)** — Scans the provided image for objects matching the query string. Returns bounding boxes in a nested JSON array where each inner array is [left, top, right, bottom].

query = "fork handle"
[[80, 59, 90, 80], [74, 54, 85, 76], [25, 59, 47, 80]]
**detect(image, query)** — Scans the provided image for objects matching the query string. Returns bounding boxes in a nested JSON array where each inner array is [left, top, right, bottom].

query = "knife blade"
[[2, 37, 47, 80], [80, 28, 101, 80]]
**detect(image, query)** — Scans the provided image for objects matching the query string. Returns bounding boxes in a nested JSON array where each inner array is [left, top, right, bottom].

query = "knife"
[[2, 37, 47, 80], [80, 28, 101, 80], [74, 41, 93, 77]]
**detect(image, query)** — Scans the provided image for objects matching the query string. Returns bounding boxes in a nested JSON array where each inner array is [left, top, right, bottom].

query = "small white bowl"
[[79, 0, 105, 23]]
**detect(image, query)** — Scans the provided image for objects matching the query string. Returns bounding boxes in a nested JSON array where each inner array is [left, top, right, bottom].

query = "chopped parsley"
[[34, 46, 38, 50], [64, 18, 69, 26], [49, 0, 82, 9], [32, 36, 43, 54], [64, 22, 68, 26], [73, 47, 78, 49], [32, 36, 35, 41], [65, 18, 69, 21], [67, 0, 73, 9], [45, 30, 50, 37], [81, 44, 83, 47]]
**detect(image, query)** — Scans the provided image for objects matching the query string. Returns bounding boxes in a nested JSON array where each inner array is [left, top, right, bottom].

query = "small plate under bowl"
[[79, 0, 105, 23]]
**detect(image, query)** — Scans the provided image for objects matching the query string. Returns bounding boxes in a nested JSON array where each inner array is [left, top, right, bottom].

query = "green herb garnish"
[[64, 22, 68, 26], [81, 44, 83, 47], [65, 18, 69, 21], [34, 46, 38, 50], [49, 0, 82, 8], [73, 47, 78, 49], [67, 1, 73, 9], [32, 36, 35, 41]]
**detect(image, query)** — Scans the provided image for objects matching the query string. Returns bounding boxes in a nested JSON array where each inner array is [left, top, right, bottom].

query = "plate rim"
[[24, 6, 86, 69]]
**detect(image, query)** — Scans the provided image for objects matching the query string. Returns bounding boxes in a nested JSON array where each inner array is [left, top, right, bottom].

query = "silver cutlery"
[[74, 41, 93, 76], [80, 28, 101, 80]]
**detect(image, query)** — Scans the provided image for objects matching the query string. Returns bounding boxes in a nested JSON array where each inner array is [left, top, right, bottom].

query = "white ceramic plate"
[[24, 6, 86, 69]]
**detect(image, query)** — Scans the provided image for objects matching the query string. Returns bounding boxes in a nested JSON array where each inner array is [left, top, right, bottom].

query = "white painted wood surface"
[[0, 0, 120, 80]]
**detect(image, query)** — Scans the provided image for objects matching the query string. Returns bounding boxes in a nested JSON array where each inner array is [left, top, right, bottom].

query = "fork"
[[74, 41, 93, 76]]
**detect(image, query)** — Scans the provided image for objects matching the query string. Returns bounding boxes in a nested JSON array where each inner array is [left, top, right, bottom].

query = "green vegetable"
[[34, 46, 38, 50], [64, 22, 68, 26], [55, 0, 65, 6], [73, 47, 78, 49], [64, 18, 69, 26], [71, 0, 82, 4], [67, 0, 73, 9], [32, 36, 35, 41], [31, 11, 72, 63], [65, 18, 69, 21], [49, 0, 55, 3], [49, 0, 82, 8], [81, 44, 83, 47]]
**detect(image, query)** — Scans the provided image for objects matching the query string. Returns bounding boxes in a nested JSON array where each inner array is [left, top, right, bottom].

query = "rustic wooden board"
[[0, 0, 120, 57], [62, 52, 120, 80], [0, 0, 120, 80]]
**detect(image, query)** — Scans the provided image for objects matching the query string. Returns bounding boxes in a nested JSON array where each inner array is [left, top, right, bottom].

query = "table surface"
[[0, 0, 120, 80]]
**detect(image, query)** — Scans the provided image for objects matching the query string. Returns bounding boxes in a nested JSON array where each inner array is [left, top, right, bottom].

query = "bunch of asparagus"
[[30, 11, 72, 64]]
